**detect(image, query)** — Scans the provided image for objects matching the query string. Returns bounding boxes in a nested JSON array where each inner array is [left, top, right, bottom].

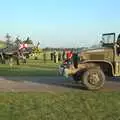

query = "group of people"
[[50, 49, 79, 68], [62, 49, 79, 68], [50, 51, 62, 63]]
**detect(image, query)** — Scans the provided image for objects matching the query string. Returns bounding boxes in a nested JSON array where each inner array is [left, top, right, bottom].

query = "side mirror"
[[100, 40, 104, 45]]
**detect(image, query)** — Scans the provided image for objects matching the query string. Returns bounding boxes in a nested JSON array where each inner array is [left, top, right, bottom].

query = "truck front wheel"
[[82, 68, 105, 90]]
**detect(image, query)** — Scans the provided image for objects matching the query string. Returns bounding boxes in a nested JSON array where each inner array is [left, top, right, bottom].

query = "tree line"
[[43, 47, 88, 52]]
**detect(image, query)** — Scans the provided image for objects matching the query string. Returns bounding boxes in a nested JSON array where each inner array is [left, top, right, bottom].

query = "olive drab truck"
[[59, 33, 120, 90]]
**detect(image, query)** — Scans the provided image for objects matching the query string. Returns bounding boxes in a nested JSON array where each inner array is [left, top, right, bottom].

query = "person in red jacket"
[[66, 50, 73, 64], [67, 50, 72, 59]]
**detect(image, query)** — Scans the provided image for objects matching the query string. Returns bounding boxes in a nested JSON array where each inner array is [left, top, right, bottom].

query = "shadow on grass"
[[106, 76, 120, 82], [1, 76, 86, 91], [2, 76, 120, 91]]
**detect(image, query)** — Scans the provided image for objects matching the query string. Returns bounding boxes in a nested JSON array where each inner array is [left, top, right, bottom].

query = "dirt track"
[[0, 76, 120, 92]]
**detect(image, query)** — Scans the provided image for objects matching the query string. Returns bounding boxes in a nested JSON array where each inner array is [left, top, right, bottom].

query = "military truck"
[[59, 33, 120, 90]]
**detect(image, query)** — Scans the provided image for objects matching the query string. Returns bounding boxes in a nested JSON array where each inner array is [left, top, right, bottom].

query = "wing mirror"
[[100, 40, 104, 45]]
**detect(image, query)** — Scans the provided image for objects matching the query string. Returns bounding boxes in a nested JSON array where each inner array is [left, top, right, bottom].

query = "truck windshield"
[[102, 34, 114, 44], [101, 33, 115, 47]]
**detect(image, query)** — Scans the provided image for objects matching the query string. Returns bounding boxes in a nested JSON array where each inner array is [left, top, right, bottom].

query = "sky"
[[0, 0, 120, 48]]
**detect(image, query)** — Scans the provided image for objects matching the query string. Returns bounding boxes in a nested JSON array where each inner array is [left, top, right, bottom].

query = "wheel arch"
[[81, 60, 114, 77]]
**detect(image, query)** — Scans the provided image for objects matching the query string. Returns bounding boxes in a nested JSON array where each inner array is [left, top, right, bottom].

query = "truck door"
[[114, 34, 120, 76]]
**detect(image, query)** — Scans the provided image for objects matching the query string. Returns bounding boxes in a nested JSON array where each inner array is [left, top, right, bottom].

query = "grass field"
[[0, 91, 120, 120], [0, 59, 60, 76], [0, 53, 120, 120], [0, 51, 63, 76]]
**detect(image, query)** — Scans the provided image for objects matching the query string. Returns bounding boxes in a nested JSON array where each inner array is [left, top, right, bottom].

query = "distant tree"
[[36, 41, 40, 48], [5, 33, 12, 47], [23, 37, 33, 44], [14, 36, 22, 46], [32, 41, 42, 60], [32, 42, 41, 54]]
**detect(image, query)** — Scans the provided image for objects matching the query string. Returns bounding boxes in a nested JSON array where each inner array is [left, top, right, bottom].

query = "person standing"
[[53, 50, 58, 63], [56, 51, 58, 63], [58, 52, 62, 61], [53, 51, 56, 63], [23, 55, 27, 64], [62, 50, 65, 61], [50, 52, 53, 61], [72, 51, 78, 68], [66, 50, 73, 64], [54, 50, 58, 63], [43, 51, 46, 63]]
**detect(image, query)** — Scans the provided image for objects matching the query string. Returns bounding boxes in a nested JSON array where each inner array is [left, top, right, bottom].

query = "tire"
[[82, 68, 105, 90]]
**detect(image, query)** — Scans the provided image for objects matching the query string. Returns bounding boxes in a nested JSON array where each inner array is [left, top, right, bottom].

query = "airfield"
[[0, 53, 120, 119]]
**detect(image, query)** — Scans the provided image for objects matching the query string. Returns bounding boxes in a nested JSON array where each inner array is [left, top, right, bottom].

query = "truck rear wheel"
[[82, 68, 105, 90]]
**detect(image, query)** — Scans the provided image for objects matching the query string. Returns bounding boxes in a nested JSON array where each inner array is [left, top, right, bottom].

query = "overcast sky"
[[0, 0, 120, 48]]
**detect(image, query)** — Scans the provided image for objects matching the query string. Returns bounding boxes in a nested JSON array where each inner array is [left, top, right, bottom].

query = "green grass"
[[0, 59, 60, 76], [0, 91, 120, 120], [0, 51, 63, 76], [0, 40, 6, 48], [0, 52, 120, 120]]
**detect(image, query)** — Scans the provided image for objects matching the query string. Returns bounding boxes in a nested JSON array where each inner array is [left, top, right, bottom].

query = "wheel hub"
[[89, 73, 100, 85]]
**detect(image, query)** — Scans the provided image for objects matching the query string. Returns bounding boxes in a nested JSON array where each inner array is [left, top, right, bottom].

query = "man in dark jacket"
[[72, 51, 79, 68], [50, 52, 53, 61]]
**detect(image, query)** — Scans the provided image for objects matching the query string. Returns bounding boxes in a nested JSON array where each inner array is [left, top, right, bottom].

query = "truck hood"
[[83, 48, 105, 53], [79, 48, 113, 61]]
